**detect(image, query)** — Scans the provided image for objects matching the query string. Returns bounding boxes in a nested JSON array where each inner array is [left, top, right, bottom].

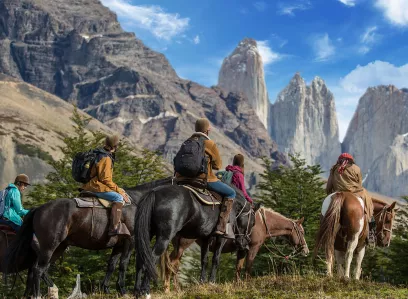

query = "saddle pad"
[[182, 185, 221, 205], [0, 224, 16, 235], [74, 197, 109, 208]]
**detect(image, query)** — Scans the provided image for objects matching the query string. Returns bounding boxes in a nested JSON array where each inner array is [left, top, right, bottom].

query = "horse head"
[[375, 201, 397, 247], [288, 217, 309, 257], [234, 200, 260, 251]]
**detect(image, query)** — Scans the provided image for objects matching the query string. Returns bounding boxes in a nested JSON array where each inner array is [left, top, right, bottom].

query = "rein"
[[233, 201, 255, 244], [259, 208, 306, 260], [374, 206, 394, 247]]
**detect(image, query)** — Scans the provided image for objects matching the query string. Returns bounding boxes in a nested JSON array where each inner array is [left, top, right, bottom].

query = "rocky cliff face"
[[365, 134, 408, 197], [0, 0, 287, 190], [218, 38, 269, 128], [343, 86, 408, 197], [0, 74, 113, 188], [270, 73, 341, 173]]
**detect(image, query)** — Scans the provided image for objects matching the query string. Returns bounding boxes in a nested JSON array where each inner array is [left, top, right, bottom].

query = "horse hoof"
[[145, 294, 151, 299]]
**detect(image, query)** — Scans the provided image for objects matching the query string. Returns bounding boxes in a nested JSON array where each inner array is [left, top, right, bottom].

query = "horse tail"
[[135, 191, 158, 280], [314, 192, 345, 259], [5, 208, 37, 274]]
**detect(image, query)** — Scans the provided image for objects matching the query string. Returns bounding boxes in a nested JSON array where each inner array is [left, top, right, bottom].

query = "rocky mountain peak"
[[270, 73, 340, 173], [218, 38, 269, 128], [342, 84, 408, 197]]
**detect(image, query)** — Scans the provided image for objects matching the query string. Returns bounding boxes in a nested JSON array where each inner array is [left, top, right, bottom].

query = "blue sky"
[[100, 0, 408, 141]]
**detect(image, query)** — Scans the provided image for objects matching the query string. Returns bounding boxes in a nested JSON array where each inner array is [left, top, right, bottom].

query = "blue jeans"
[[0, 218, 21, 232], [93, 191, 124, 203], [208, 181, 236, 199]]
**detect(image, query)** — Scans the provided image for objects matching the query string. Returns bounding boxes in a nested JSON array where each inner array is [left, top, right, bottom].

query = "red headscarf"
[[337, 153, 354, 175]]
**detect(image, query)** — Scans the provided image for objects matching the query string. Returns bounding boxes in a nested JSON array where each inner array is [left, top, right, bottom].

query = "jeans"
[[0, 218, 21, 232], [207, 181, 236, 199], [93, 191, 124, 203]]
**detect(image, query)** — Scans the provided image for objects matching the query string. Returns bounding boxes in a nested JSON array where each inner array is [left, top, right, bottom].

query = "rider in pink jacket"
[[226, 154, 253, 204]]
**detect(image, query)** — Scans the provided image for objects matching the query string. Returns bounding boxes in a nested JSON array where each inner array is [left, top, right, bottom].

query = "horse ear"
[[297, 217, 305, 225], [387, 201, 397, 211], [253, 202, 262, 212]]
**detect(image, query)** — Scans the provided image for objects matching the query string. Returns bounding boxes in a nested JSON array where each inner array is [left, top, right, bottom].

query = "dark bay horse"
[[162, 207, 309, 292], [133, 184, 257, 297], [6, 177, 172, 298], [314, 192, 397, 279]]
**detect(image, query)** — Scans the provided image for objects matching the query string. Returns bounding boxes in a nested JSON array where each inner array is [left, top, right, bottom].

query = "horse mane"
[[372, 197, 388, 206], [126, 177, 173, 192], [259, 207, 293, 225]]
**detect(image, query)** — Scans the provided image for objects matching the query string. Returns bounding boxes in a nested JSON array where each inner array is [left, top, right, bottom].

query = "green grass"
[[153, 275, 408, 299]]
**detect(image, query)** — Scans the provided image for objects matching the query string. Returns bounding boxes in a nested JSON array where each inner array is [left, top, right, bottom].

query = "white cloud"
[[256, 40, 282, 65], [358, 46, 370, 55], [375, 0, 408, 26], [100, 0, 189, 40], [358, 26, 380, 54], [278, 1, 312, 16], [340, 61, 408, 93], [253, 1, 267, 12], [338, 0, 356, 7], [332, 61, 408, 140], [361, 26, 378, 44], [193, 35, 200, 45], [312, 33, 335, 62]]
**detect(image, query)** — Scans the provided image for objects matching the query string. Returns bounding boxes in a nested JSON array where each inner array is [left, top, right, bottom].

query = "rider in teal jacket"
[[1, 174, 30, 231]]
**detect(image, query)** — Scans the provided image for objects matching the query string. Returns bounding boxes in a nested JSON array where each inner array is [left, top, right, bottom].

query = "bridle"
[[260, 208, 307, 259], [374, 206, 394, 247], [233, 201, 256, 245]]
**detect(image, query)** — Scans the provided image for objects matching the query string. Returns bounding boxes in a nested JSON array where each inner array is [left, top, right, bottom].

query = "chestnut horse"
[[314, 192, 396, 279], [162, 207, 309, 292]]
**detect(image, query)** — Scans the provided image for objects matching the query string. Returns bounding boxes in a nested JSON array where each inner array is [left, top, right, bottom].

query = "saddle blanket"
[[181, 185, 222, 205], [74, 197, 132, 209], [0, 224, 16, 235]]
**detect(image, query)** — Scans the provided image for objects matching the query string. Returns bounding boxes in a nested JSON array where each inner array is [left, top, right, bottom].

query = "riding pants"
[[207, 181, 236, 199], [93, 191, 124, 203]]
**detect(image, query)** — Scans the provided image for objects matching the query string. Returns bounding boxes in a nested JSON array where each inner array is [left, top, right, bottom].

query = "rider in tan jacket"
[[326, 153, 375, 245]]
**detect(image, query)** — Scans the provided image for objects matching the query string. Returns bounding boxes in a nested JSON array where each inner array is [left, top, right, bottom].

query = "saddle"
[[74, 191, 131, 209], [176, 179, 222, 205], [0, 224, 16, 235]]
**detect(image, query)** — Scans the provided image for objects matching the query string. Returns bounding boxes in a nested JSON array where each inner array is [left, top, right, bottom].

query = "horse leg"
[[326, 251, 334, 277], [164, 237, 192, 293], [335, 250, 345, 277], [101, 245, 123, 294], [344, 233, 359, 279], [24, 267, 34, 297], [33, 250, 54, 298], [200, 238, 210, 283], [245, 244, 261, 280], [354, 246, 366, 280], [209, 237, 228, 283], [140, 235, 173, 297], [116, 239, 134, 295], [235, 249, 247, 282]]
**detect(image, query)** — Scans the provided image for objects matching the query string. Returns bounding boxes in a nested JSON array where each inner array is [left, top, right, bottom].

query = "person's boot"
[[108, 202, 130, 237], [215, 198, 235, 239]]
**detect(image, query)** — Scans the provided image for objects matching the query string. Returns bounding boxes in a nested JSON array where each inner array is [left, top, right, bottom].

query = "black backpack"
[[72, 149, 111, 184], [174, 136, 208, 178]]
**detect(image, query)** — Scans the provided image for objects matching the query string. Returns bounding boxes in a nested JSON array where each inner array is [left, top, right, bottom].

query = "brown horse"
[[6, 177, 171, 298], [162, 207, 309, 292], [314, 192, 397, 279]]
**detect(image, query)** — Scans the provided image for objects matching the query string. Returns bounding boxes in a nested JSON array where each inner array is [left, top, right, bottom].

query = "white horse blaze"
[[321, 194, 365, 279]]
